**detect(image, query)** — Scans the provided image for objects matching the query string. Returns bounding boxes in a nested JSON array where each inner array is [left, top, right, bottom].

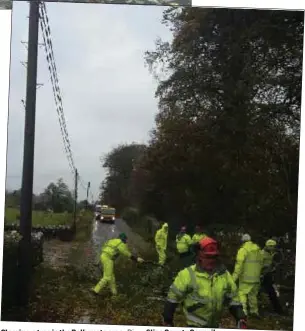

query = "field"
[[4, 207, 73, 226]]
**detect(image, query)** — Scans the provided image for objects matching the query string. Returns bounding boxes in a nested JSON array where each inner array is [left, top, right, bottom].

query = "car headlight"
[[101, 216, 104, 219], [112, 217, 115, 220]]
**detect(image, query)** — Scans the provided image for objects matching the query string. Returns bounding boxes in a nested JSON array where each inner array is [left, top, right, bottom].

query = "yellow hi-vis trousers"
[[93, 253, 117, 295], [238, 282, 260, 315], [156, 246, 166, 265]]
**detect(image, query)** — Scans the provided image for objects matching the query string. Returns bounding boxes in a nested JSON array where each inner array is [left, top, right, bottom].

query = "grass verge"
[[4, 207, 72, 226], [74, 210, 94, 242]]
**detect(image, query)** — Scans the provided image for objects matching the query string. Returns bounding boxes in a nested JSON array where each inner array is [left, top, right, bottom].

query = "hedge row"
[[121, 207, 159, 241], [4, 223, 75, 241], [2, 231, 44, 313]]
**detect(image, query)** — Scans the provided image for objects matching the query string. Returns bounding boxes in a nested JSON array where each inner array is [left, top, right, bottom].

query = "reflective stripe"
[[167, 298, 179, 303], [170, 284, 185, 297], [185, 313, 208, 326], [189, 295, 213, 304], [229, 301, 242, 307]]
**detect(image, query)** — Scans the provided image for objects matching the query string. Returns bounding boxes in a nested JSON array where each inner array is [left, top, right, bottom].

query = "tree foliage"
[[5, 178, 75, 213], [100, 143, 147, 212], [101, 8, 303, 236]]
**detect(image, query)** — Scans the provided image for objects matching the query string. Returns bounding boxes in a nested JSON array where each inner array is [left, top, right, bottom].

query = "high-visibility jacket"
[[155, 224, 168, 250], [262, 248, 276, 275], [166, 264, 243, 327], [101, 238, 132, 260], [192, 233, 207, 244], [176, 233, 192, 254], [232, 241, 263, 283]]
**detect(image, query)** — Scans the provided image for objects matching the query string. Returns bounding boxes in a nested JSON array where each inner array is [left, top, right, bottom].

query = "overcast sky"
[[6, 2, 173, 201]]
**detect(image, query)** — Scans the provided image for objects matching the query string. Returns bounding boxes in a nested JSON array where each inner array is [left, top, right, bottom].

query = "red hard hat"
[[199, 237, 219, 256]]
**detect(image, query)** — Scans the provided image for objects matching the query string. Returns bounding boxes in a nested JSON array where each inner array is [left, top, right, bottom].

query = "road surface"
[[91, 217, 152, 261], [44, 217, 153, 271]]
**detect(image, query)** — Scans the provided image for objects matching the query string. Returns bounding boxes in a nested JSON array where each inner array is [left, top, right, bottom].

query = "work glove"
[[237, 319, 247, 329], [137, 257, 144, 263]]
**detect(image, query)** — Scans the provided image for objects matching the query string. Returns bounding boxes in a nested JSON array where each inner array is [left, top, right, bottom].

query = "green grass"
[[74, 210, 94, 242], [4, 207, 73, 226]]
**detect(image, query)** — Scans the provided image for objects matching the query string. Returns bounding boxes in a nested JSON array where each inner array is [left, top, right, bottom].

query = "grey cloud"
[[7, 1, 173, 201]]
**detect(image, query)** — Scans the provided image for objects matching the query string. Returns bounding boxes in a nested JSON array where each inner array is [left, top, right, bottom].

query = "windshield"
[[101, 208, 115, 215]]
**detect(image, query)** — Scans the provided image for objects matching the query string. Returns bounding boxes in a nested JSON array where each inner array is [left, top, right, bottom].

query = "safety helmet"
[[181, 226, 187, 232], [119, 232, 127, 242], [198, 237, 219, 256], [266, 239, 277, 247], [241, 233, 251, 243]]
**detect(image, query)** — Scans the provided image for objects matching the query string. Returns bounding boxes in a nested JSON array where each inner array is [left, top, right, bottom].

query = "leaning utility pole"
[[18, 0, 40, 306], [73, 169, 78, 229]]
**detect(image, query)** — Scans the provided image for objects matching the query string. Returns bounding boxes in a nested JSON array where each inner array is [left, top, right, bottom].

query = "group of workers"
[[91, 223, 286, 329]]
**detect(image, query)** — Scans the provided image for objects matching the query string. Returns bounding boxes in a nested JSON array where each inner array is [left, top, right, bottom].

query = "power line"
[[36, 2, 93, 201], [39, 2, 76, 176]]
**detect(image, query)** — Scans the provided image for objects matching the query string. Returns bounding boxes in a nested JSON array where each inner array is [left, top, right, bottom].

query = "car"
[[100, 206, 116, 224]]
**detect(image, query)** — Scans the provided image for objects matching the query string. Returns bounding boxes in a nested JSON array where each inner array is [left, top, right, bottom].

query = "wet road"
[[91, 218, 152, 261], [44, 217, 153, 271]]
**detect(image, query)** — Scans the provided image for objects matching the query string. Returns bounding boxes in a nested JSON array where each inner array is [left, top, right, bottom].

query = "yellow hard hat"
[[266, 239, 277, 247]]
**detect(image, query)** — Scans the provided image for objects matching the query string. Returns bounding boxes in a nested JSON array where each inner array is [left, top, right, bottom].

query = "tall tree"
[[100, 143, 147, 211], [138, 8, 303, 234], [42, 178, 74, 213]]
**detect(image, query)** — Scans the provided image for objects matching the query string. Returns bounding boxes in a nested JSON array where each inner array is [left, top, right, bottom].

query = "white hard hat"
[[241, 233, 251, 242]]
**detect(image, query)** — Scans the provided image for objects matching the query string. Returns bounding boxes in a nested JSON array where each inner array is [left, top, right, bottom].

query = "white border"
[[0, 322, 268, 331], [192, 0, 304, 9], [0, 8, 12, 320], [9, 0, 305, 10], [293, 15, 305, 331], [0, 2, 304, 331]]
